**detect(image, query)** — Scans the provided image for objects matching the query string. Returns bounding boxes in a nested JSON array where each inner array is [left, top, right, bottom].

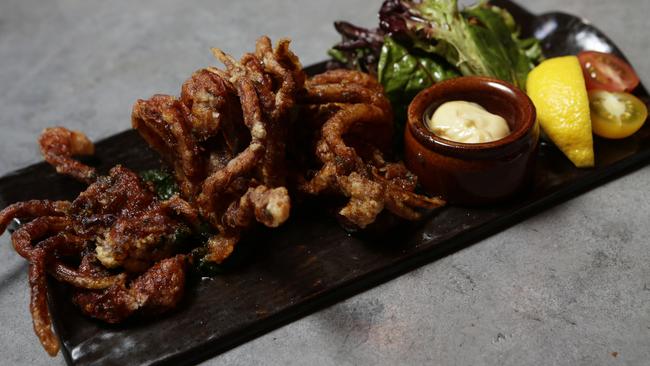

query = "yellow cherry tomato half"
[[588, 90, 648, 139]]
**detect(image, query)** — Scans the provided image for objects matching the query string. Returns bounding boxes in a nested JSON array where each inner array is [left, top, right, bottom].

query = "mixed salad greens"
[[329, 0, 542, 122]]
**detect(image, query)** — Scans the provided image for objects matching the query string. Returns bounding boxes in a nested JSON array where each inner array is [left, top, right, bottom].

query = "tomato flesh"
[[578, 51, 640, 92], [588, 90, 648, 139]]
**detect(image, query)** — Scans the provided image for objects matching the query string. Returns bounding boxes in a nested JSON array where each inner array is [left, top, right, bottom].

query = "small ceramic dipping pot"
[[404, 76, 539, 205]]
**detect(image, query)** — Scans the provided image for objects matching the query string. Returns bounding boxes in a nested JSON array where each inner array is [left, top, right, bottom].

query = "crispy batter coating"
[[132, 95, 204, 197], [73, 255, 187, 323], [71, 166, 183, 272], [0, 161, 192, 355], [13, 217, 70, 355], [223, 185, 291, 229], [132, 36, 304, 264], [39, 127, 97, 183], [180, 69, 245, 144], [298, 69, 445, 228], [0, 200, 70, 233]]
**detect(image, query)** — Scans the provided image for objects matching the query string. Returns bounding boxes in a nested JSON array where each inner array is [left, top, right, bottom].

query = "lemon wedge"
[[527, 56, 594, 167]]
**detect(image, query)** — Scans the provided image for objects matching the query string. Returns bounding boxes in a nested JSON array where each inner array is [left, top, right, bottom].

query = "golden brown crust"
[[72, 255, 186, 323], [131, 96, 204, 197], [0, 199, 70, 233], [0, 165, 192, 354], [39, 127, 97, 183], [298, 69, 445, 228], [133, 36, 304, 263]]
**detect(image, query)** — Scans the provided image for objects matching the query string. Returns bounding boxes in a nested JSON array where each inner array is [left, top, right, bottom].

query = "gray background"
[[1, 0, 649, 365]]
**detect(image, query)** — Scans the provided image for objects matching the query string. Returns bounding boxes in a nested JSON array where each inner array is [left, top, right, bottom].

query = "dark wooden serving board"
[[1, 1, 649, 365]]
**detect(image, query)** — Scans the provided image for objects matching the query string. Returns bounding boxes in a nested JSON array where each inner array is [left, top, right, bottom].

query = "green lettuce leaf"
[[378, 36, 459, 122], [404, 0, 541, 88]]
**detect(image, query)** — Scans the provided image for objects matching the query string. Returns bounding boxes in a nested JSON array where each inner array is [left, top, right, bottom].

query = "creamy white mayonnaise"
[[425, 101, 510, 143]]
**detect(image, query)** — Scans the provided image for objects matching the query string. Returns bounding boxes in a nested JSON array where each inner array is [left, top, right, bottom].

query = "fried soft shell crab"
[[0, 36, 444, 356]]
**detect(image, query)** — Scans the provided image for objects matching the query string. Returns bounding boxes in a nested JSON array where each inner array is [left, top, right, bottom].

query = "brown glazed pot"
[[404, 76, 540, 205]]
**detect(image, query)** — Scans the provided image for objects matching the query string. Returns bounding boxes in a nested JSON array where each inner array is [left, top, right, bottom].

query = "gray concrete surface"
[[0, 0, 649, 365]]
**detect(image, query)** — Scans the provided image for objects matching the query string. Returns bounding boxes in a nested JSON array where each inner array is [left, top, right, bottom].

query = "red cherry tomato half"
[[577, 51, 640, 92]]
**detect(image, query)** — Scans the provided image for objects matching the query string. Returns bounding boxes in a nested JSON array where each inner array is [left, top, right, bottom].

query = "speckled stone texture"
[[0, 0, 648, 365]]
